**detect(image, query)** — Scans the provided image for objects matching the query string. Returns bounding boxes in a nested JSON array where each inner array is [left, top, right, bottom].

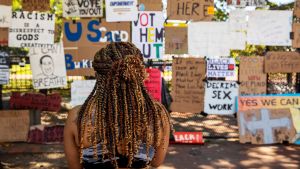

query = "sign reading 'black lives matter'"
[[63, 0, 103, 17], [8, 11, 55, 48]]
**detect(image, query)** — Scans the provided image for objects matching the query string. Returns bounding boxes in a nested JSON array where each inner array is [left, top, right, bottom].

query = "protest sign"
[[0, 110, 30, 142], [265, 52, 300, 73], [105, 0, 138, 22], [70, 80, 96, 106], [10, 92, 62, 112], [167, 0, 214, 21], [173, 132, 203, 144], [292, 23, 300, 48], [239, 56, 266, 95], [9, 11, 55, 48], [144, 68, 161, 102], [63, 0, 103, 17], [0, 5, 11, 27], [22, 0, 50, 12], [138, 0, 162, 11], [227, 0, 267, 7], [0, 28, 8, 46], [206, 58, 235, 78], [0, 51, 10, 84], [238, 108, 296, 144], [132, 11, 164, 59], [29, 43, 67, 89], [0, 0, 11, 5], [228, 9, 248, 32], [204, 81, 239, 115], [170, 58, 206, 113], [28, 125, 64, 144], [294, 0, 300, 18], [247, 10, 292, 46], [165, 26, 188, 54]]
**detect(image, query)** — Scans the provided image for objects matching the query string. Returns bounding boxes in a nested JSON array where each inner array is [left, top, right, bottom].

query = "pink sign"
[[173, 132, 203, 144], [144, 68, 162, 102]]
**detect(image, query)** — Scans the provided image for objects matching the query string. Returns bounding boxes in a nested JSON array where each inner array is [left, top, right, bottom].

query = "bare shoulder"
[[67, 105, 81, 123]]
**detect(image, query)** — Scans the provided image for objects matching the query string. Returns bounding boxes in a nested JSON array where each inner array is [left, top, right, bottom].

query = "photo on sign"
[[105, 0, 138, 22], [0, 5, 11, 28], [63, 0, 103, 17]]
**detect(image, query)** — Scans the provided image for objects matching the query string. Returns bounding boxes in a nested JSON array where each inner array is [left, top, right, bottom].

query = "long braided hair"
[[77, 42, 169, 168]]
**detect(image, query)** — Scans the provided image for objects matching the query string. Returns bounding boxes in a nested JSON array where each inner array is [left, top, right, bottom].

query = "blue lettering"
[[87, 20, 101, 42], [64, 22, 82, 42], [65, 54, 75, 70]]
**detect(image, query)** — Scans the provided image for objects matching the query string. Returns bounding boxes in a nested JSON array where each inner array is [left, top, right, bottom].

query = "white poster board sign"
[[132, 11, 164, 59], [247, 10, 292, 46], [105, 0, 138, 22], [229, 9, 248, 32], [9, 11, 55, 48], [71, 80, 96, 106], [29, 43, 67, 89], [0, 5, 11, 28], [63, 0, 103, 17], [204, 81, 239, 115], [207, 58, 236, 78]]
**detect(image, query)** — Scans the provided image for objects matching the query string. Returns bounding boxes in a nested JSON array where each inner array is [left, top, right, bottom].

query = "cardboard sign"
[[238, 108, 296, 144], [105, 0, 138, 22], [22, 0, 50, 12], [28, 125, 64, 144], [239, 56, 266, 95], [0, 5, 11, 27], [207, 58, 235, 78], [292, 23, 300, 48], [294, 0, 300, 18], [132, 11, 164, 59], [0, 110, 30, 142], [144, 68, 162, 102], [29, 43, 67, 89], [0, 0, 11, 5], [10, 92, 62, 112], [171, 58, 206, 113], [167, 0, 214, 21], [165, 26, 188, 54], [63, 0, 103, 17], [138, 0, 162, 11], [0, 28, 8, 46], [173, 132, 203, 144], [265, 52, 300, 73], [204, 81, 239, 115], [9, 11, 55, 48], [0, 51, 10, 84], [71, 80, 96, 106], [227, 0, 267, 7], [247, 10, 292, 46]]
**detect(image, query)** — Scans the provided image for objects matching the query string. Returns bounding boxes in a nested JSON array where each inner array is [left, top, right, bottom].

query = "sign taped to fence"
[[0, 110, 30, 142], [292, 23, 300, 48], [239, 56, 266, 95], [144, 68, 161, 102], [9, 11, 55, 48], [227, 0, 267, 7], [247, 10, 292, 46], [105, 0, 138, 22], [171, 58, 206, 113], [0, 51, 10, 84], [165, 26, 188, 54], [71, 80, 96, 107], [132, 11, 164, 59], [0, 28, 8, 46], [265, 52, 300, 73], [138, 0, 162, 11], [207, 58, 235, 78], [204, 81, 239, 115], [167, 0, 214, 21], [63, 0, 103, 17], [29, 43, 67, 89], [22, 0, 50, 12], [0, 5, 11, 27]]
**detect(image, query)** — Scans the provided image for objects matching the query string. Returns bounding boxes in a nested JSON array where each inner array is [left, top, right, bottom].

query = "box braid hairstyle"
[[77, 42, 171, 168]]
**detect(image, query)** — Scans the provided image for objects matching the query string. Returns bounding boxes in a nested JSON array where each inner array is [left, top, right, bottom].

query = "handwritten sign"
[[132, 11, 164, 59], [0, 110, 30, 142], [0, 51, 10, 84], [204, 81, 239, 115], [0, 5, 11, 27], [247, 10, 292, 46], [63, 0, 103, 17], [0, 28, 8, 46], [167, 0, 214, 21], [265, 52, 300, 73], [292, 23, 300, 48], [138, 0, 162, 11], [165, 26, 188, 54], [207, 58, 235, 78], [171, 58, 206, 113], [239, 56, 266, 95], [173, 132, 203, 144], [22, 0, 50, 12], [71, 80, 96, 106], [10, 92, 62, 112], [227, 0, 267, 7], [29, 43, 67, 89], [9, 11, 55, 48], [144, 68, 161, 102], [28, 125, 64, 144], [294, 0, 300, 18], [105, 0, 138, 22]]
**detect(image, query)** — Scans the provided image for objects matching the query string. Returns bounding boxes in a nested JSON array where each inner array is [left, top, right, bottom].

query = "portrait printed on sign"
[[29, 43, 67, 89]]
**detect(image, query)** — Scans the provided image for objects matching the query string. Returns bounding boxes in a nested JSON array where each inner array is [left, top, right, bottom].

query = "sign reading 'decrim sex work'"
[[63, 0, 103, 17], [71, 80, 96, 107], [207, 58, 235, 78], [144, 68, 162, 102], [204, 81, 239, 115], [105, 0, 138, 22], [29, 43, 67, 89], [132, 12, 164, 59], [0, 5, 11, 28], [9, 11, 55, 48]]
